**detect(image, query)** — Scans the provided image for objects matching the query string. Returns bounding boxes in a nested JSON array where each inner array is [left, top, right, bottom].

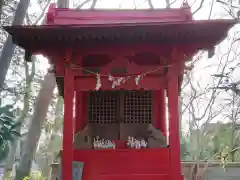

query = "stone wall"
[[182, 162, 240, 180]]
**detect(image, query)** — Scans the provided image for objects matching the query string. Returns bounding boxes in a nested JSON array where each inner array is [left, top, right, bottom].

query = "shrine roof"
[[3, 19, 237, 52]]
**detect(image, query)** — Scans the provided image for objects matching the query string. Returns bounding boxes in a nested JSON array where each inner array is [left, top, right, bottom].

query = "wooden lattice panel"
[[88, 91, 153, 124], [123, 91, 153, 124], [88, 91, 118, 124]]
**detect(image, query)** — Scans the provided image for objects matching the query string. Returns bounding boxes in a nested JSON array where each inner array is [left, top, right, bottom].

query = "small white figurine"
[[135, 140, 141, 149], [126, 136, 148, 149], [141, 139, 147, 148], [112, 141, 116, 149], [127, 136, 132, 147]]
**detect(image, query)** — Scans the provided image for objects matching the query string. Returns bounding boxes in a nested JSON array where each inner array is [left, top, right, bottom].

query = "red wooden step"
[[73, 148, 171, 180]]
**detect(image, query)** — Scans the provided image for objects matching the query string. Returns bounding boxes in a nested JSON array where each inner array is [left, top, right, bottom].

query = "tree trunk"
[[0, 0, 3, 20], [41, 97, 63, 178], [3, 57, 35, 179], [3, 127, 20, 179], [15, 73, 56, 180], [0, 0, 30, 90]]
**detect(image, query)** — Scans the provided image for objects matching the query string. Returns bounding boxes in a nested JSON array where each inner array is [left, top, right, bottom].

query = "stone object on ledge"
[[73, 125, 93, 150], [147, 124, 167, 148]]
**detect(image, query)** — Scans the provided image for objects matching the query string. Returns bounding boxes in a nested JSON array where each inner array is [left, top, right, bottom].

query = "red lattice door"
[[88, 91, 119, 140], [87, 90, 153, 140]]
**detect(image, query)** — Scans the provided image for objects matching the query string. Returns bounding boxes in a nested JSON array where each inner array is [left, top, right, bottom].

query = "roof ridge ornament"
[[181, 0, 190, 9], [181, 0, 192, 20]]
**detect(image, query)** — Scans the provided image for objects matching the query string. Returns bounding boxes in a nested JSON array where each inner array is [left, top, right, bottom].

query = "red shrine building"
[[4, 3, 237, 180]]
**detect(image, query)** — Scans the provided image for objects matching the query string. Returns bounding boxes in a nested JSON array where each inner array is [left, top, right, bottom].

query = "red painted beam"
[[40, 43, 208, 60], [74, 75, 167, 91], [47, 43, 199, 61]]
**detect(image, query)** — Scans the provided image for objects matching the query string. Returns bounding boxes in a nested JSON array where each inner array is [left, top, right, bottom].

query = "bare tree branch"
[[170, 0, 178, 6], [57, 0, 69, 8], [76, 0, 93, 9], [216, 0, 239, 9], [216, 0, 239, 18], [133, 0, 137, 9], [165, 0, 170, 8], [186, 40, 235, 129], [147, 0, 154, 9], [90, 0, 97, 9], [208, 0, 214, 19], [193, 0, 205, 15], [34, 0, 51, 25]]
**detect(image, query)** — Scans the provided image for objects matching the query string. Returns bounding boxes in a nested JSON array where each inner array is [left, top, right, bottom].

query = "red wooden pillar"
[[62, 51, 74, 180], [168, 73, 182, 180], [81, 91, 87, 129], [159, 89, 166, 135], [153, 90, 160, 129], [153, 90, 166, 136], [75, 91, 87, 133], [75, 91, 81, 134]]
